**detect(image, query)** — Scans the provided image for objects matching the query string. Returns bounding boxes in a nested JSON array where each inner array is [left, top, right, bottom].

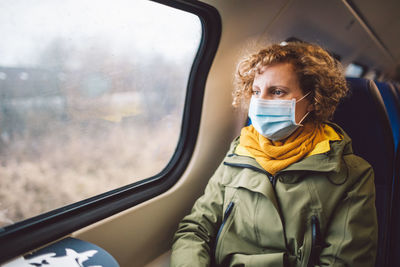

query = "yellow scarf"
[[239, 122, 326, 175]]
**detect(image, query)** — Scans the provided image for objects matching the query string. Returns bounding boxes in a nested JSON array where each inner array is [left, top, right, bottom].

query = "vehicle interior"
[[0, 0, 399, 266]]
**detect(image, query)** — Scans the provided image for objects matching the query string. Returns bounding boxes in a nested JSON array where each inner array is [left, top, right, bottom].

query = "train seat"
[[374, 81, 400, 266], [332, 78, 395, 267], [375, 81, 400, 149]]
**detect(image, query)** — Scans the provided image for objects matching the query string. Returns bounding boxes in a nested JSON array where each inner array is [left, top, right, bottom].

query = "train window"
[[0, 0, 201, 227], [345, 62, 367, 78]]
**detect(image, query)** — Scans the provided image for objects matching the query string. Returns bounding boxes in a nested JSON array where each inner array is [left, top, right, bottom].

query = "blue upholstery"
[[375, 82, 400, 149], [332, 78, 395, 267], [375, 81, 400, 266]]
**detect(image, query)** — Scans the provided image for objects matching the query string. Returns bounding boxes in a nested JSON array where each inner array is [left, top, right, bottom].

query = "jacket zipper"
[[223, 162, 277, 187], [213, 201, 235, 262], [308, 215, 322, 267], [271, 175, 277, 187]]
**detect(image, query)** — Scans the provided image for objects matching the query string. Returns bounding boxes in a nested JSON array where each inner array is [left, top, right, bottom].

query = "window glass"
[[0, 0, 201, 227], [345, 63, 365, 78]]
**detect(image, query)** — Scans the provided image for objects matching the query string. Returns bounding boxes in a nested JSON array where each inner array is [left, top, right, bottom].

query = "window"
[[0, 0, 201, 228], [345, 63, 366, 78]]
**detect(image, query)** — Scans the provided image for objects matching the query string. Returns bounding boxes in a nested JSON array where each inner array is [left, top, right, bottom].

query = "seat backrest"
[[332, 78, 395, 267], [375, 81, 400, 149], [375, 82, 400, 266], [375, 81, 400, 266]]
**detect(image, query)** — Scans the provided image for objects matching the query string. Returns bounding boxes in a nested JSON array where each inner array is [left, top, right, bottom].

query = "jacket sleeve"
[[170, 163, 226, 267], [317, 162, 378, 267]]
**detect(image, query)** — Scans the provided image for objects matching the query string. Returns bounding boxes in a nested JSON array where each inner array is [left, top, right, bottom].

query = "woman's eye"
[[252, 90, 260, 95], [272, 89, 284, 96]]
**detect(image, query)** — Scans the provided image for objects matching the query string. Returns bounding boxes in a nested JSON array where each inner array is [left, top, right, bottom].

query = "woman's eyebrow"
[[268, 85, 290, 90]]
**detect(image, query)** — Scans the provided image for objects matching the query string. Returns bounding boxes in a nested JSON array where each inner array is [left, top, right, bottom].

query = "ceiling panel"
[[351, 0, 400, 63]]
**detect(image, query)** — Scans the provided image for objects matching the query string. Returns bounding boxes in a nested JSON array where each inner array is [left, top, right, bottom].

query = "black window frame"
[[0, 0, 221, 263]]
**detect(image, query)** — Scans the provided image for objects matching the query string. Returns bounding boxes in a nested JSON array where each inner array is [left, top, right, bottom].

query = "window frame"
[[0, 0, 221, 263]]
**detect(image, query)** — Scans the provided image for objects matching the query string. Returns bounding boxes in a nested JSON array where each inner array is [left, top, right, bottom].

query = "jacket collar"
[[224, 122, 352, 184]]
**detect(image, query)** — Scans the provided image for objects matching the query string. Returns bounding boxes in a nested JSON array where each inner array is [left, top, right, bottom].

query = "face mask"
[[248, 92, 311, 141]]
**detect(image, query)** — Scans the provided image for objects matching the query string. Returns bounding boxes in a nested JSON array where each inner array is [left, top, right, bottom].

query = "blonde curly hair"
[[234, 42, 349, 124]]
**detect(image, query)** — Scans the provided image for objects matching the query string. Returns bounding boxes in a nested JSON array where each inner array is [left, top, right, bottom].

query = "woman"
[[170, 42, 378, 266]]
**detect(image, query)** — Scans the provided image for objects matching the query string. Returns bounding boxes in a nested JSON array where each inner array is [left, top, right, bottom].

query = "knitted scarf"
[[239, 122, 325, 175]]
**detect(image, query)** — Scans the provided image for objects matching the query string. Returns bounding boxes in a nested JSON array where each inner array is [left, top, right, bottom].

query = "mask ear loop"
[[297, 112, 310, 126], [295, 91, 311, 103]]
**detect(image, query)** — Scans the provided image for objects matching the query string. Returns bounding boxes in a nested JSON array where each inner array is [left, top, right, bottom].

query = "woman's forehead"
[[254, 63, 299, 86]]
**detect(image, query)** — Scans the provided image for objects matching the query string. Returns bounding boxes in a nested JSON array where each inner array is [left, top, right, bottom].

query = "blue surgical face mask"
[[248, 92, 311, 141]]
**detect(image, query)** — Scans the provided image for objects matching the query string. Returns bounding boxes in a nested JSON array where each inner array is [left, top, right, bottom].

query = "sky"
[[0, 0, 202, 68]]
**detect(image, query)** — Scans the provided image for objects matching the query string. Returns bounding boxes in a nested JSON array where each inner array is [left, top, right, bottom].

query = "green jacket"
[[171, 123, 378, 267]]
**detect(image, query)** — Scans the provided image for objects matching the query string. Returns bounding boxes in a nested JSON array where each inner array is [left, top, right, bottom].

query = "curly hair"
[[234, 42, 349, 124]]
